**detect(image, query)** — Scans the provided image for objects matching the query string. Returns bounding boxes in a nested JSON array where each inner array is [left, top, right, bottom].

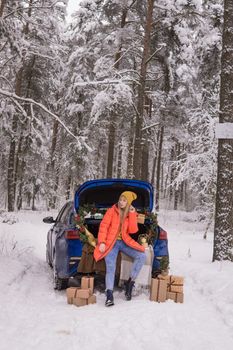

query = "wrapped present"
[[77, 244, 95, 274], [166, 291, 184, 303], [73, 297, 88, 307], [81, 276, 94, 294], [66, 286, 97, 307], [75, 288, 92, 299], [66, 287, 78, 304], [150, 278, 167, 302], [158, 274, 184, 293], [73, 294, 97, 307]]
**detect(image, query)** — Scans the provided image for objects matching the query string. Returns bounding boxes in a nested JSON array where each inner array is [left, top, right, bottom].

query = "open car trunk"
[[74, 178, 154, 213], [84, 218, 149, 241], [74, 179, 154, 241]]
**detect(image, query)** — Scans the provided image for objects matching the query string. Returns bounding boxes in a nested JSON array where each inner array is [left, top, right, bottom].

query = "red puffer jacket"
[[94, 204, 145, 262]]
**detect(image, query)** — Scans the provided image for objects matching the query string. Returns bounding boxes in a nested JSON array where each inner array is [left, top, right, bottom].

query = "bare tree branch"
[[146, 44, 166, 65]]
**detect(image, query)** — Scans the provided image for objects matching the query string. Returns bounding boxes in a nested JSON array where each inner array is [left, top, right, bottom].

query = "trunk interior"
[[77, 182, 152, 211], [85, 219, 148, 241]]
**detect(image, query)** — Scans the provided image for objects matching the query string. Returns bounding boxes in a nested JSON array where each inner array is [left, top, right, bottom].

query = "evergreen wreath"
[[74, 204, 105, 244]]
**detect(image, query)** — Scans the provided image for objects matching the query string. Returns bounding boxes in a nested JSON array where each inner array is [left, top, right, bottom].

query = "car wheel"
[[53, 256, 68, 290], [46, 246, 52, 268]]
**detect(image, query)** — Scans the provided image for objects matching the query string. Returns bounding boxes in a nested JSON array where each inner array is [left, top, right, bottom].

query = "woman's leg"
[[119, 241, 146, 280], [104, 241, 120, 290]]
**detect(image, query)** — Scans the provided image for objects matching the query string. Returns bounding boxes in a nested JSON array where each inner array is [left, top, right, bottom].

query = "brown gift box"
[[73, 294, 97, 307], [137, 214, 145, 224], [73, 297, 88, 307], [75, 288, 92, 299], [81, 276, 94, 294], [158, 274, 184, 293], [88, 295, 97, 305], [150, 278, 167, 302], [66, 287, 92, 304], [66, 287, 79, 304], [166, 291, 184, 303]]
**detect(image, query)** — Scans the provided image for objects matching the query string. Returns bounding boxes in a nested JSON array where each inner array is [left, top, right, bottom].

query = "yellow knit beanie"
[[120, 191, 137, 206]]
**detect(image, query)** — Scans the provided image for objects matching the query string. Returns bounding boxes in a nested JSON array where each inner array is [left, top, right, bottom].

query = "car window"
[[56, 204, 68, 222], [56, 203, 73, 225], [69, 211, 76, 226]]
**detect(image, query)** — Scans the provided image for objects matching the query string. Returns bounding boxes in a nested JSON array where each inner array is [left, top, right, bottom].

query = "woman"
[[94, 191, 146, 306]]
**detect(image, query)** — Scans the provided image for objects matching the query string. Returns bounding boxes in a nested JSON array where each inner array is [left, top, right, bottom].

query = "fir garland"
[[139, 210, 159, 246], [74, 204, 106, 244]]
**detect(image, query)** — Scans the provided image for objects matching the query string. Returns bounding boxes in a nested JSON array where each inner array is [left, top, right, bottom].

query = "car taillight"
[[65, 230, 80, 239], [159, 229, 167, 240]]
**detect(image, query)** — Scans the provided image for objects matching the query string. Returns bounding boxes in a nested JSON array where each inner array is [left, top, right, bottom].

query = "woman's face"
[[118, 196, 128, 209]]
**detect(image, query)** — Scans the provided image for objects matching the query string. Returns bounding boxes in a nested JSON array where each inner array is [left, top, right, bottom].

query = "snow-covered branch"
[[142, 122, 160, 131], [74, 78, 139, 87], [0, 88, 92, 152], [146, 44, 167, 64], [3, 1, 64, 19]]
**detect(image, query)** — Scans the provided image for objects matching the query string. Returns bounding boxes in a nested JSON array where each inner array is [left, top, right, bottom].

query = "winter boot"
[[125, 278, 135, 301], [105, 289, 114, 307]]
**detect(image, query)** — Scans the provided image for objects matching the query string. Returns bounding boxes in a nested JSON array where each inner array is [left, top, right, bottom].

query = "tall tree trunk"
[[150, 155, 156, 187], [15, 55, 36, 210], [151, 129, 160, 186], [161, 162, 164, 196], [48, 120, 59, 209], [7, 1, 34, 211], [65, 173, 72, 200], [7, 67, 24, 211], [179, 144, 185, 205], [23, 0, 33, 35], [106, 122, 115, 178], [127, 119, 135, 178], [169, 147, 175, 201], [184, 180, 188, 211], [0, 0, 6, 16], [50, 120, 59, 171], [133, 0, 154, 179], [213, 0, 233, 261], [174, 142, 181, 210], [141, 139, 149, 181], [155, 126, 164, 210], [117, 142, 123, 178], [106, 8, 128, 178]]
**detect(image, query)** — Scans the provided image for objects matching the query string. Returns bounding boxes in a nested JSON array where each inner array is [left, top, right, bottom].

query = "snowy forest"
[[1, 2, 233, 348], [0, 1, 232, 257], [0, 0, 222, 209]]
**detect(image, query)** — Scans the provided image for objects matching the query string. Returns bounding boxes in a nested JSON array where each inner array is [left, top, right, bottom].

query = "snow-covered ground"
[[0, 209, 233, 350]]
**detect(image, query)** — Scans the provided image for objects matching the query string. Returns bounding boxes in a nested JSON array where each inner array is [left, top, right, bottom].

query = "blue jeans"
[[104, 240, 146, 291]]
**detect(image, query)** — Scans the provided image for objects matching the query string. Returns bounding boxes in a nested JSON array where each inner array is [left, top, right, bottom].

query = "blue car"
[[43, 178, 169, 290]]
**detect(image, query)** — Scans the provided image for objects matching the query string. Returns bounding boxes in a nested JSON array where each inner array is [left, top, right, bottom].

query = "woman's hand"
[[99, 243, 106, 253], [129, 205, 136, 212]]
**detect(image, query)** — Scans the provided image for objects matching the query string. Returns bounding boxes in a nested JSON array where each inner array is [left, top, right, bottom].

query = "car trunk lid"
[[74, 178, 154, 212]]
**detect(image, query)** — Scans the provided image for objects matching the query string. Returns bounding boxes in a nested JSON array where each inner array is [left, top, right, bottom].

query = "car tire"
[[46, 246, 52, 268], [53, 256, 68, 290], [53, 273, 68, 290]]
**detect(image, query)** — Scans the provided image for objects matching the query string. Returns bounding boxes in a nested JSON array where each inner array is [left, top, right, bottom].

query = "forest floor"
[[0, 208, 233, 350]]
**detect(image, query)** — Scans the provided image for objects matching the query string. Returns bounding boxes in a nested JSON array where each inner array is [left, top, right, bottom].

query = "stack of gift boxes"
[[66, 276, 96, 307], [150, 274, 184, 303]]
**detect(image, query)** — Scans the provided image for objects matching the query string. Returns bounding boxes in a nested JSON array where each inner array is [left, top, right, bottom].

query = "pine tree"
[[213, 0, 233, 261]]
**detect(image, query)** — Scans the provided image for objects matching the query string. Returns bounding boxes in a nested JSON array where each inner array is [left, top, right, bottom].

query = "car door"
[[50, 202, 73, 263]]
